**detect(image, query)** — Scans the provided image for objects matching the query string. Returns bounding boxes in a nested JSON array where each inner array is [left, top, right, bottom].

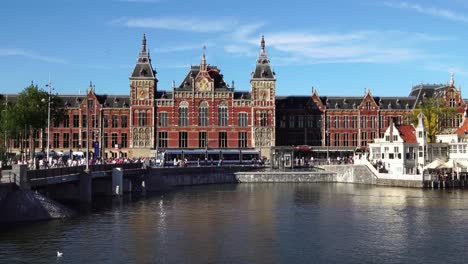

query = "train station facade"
[[3, 34, 467, 160]]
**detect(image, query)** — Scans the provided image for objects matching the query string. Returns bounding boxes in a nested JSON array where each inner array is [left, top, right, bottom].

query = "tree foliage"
[[409, 97, 457, 143], [1, 84, 65, 162]]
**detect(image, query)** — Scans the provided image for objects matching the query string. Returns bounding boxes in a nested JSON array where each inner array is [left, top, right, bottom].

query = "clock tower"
[[129, 34, 157, 156], [251, 35, 276, 159]]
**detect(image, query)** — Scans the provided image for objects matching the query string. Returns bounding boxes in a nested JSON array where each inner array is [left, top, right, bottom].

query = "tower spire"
[[201, 45, 207, 71], [142, 33, 147, 52], [261, 35, 265, 53], [450, 72, 455, 87]]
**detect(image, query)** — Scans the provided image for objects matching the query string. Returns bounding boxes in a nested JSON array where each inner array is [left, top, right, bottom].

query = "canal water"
[[1, 183, 468, 264]]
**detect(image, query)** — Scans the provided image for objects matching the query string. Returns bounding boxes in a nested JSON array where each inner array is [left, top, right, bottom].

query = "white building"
[[369, 113, 448, 175]]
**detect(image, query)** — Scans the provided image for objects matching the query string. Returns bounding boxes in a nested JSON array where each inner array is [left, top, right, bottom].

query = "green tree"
[[7, 84, 65, 165], [409, 97, 457, 143], [0, 94, 18, 162]]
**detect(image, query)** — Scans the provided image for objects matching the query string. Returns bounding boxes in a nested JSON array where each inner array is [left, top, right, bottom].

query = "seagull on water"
[[57, 251, 63, 257]]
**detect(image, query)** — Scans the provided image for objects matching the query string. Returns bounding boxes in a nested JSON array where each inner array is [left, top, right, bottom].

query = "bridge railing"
[[26, 163, 145, 180]]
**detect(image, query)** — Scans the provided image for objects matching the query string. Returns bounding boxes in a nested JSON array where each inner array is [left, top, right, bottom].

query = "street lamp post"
[[45, 80, 52, 163], [86, 99, 91, 171], [326, 130, 330, 163]]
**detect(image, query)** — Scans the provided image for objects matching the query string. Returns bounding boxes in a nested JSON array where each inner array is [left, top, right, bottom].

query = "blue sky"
[[1, 0, 468, 97]]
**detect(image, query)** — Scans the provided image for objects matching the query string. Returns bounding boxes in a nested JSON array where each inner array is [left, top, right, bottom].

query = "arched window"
[[179, 101, 189, 126], [218, 101, 228, 126], [198, 101, 208, 126], [260, 111, 268, 126], [138, 110, 147, 126]]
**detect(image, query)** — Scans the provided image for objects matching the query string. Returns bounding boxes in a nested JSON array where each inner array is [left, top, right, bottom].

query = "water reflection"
[[2, 184, 468, 263]]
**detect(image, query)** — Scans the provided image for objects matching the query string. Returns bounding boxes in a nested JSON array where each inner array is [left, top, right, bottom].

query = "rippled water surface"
[[2, 183, 468, 263]]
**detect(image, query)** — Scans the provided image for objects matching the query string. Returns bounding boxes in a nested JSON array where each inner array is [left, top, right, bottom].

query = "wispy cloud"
[[113, 17, 239, 33], [425, 62, 468, 78], [0, 48, 66, 64], [384, 1, 468, 23], [154, 44, 210, 53], [235, 30, 441, 65]]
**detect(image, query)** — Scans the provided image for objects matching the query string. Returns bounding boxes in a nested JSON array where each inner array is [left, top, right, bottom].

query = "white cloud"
[[384, 1, 468, 23], [0, 48, 66, 64], [425, 62, 468, 77], [113, 17, 239, 33]]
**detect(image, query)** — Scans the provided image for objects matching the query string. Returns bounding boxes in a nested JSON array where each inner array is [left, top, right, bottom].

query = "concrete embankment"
[[145, 166, 259, 191], [0, 185, 75, 223]]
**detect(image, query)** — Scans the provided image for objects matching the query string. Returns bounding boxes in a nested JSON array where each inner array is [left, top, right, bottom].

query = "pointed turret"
[[130, 33, 156, 79], [200, 45, 207, 72], [251, 35, 275, 80], [449, 72, 455, 88]]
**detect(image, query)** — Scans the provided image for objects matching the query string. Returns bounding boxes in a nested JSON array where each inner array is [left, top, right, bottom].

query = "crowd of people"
[[3, 156, 156, 170]]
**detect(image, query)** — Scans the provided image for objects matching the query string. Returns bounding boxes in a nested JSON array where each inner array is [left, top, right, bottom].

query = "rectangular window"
[[379, 116, 385, 128], [63, 116, 70, 128], [218, 108, 228, 126], [121, 133, 127, 148], [418, 131, 423, 138], [361, 132, 367, 146], [289, 116, 295, 128], [307, 116, 314, 128], [343, 116, 349, 129], [260, 111, 268, 127], [63, 133, 70, 148], [219, 132, 227, 148], [73, 115, 79, 127], [238, 132, 247, 148], [238, 113, 248, 127], [138, 111, 147, 126], [72, 133, 79, 148], [104, 133, 109, 148], [179, 108, 188, 126], [371, 116, 376, 129], [82, 132, 87, 148], [343, 134, 349, 146], [121, 115, 128, 128], [158, 112, 168, 127], [334, 116, 340, 128], [199, 132, 207, 148], [92, 114, 98, 128], [280, 116, 286, 128], [386, 135, 390, 141], [334, 133, 340, 147], [82, 115, 87, 128], [361, 116, 367, 129], [393, 135, 398, 141], [179, 132, 188, 148], [53, 133, 59, 148], [352, 116, 358, 128], [352, 133, 358, 146], [103, 115, 109, 128], [199, 108, 208, 126], [112, 115, 118, 128], [298, 115, 304, 128], [326, 116, 330, 129], [158, 132, 168, 148], [112, 133, 118, 148]]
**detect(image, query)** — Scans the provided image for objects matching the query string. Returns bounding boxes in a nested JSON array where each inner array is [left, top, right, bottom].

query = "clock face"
[[259, 88, 269, 101], [198, 79, 209, 91], [138, 88, 148, 99]]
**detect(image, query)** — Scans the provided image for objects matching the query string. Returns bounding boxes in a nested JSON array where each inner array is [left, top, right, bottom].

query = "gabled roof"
[[177, 65, 230, 90], [454, 117, 468, 135], [397, 124, 417, 143]]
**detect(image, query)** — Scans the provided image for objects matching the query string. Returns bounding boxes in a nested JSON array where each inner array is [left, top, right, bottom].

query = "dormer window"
[[366, 101, 371, 110], [261, 69, 267, 77], [140, 69, 147, 76]]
